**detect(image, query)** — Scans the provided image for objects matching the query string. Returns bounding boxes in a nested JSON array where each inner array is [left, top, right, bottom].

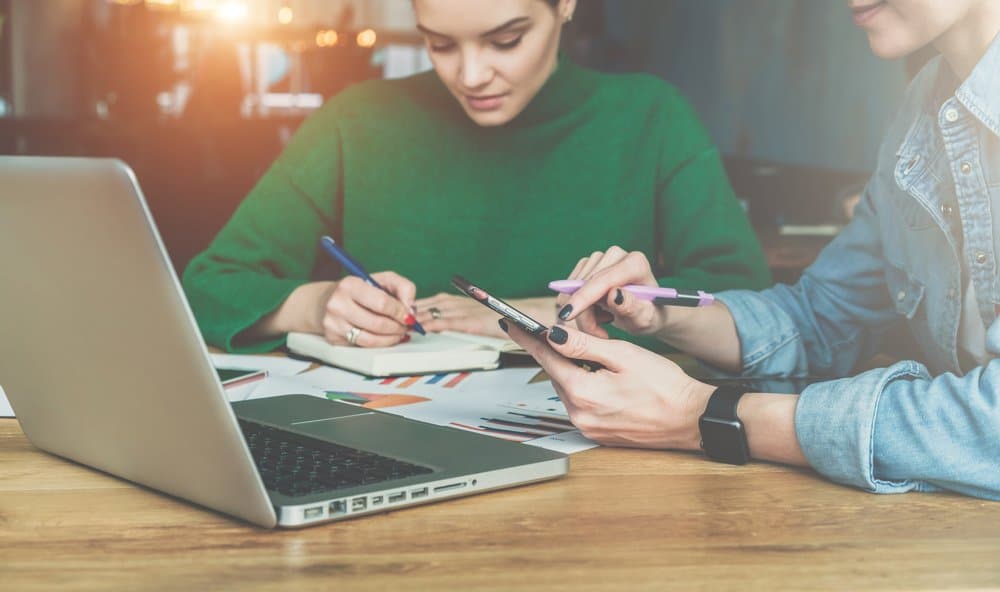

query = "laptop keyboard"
[[238, 419, 433, 498]]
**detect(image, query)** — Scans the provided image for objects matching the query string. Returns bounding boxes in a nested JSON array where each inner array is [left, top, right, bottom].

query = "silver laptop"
[[0, 156, 568, 528]]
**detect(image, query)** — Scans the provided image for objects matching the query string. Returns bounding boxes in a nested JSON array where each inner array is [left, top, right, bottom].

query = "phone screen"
[[451, 275, 548, 336], [215, 368, 267, 386]]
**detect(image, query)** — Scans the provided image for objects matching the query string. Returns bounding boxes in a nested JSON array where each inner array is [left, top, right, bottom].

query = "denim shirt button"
[[960, 162, 973, 175], [897, 290, 907, 302], [940, 203, 954, 217], [976, 251, 988, 265], [944, 108, 960, 123]]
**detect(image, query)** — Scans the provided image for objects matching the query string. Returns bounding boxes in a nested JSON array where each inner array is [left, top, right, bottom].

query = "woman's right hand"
[[556, 247, 668, 338], [317, 271, 417, 347]]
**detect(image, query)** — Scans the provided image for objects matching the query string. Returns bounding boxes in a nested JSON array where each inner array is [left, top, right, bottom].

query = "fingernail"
[[404, 314, 416, 326], [548, 325, 568, 345], [498, 319, 509, 333], [557, 304, 573, 321], [614, 289, 624, 305]]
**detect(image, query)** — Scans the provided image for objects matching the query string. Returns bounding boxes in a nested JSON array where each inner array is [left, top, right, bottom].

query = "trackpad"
[[232, 394, 369, 425]]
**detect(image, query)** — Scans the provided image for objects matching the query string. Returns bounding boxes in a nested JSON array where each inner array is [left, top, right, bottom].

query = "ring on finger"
[[429, 306, 442, 320], [346, 326, 362, 346]]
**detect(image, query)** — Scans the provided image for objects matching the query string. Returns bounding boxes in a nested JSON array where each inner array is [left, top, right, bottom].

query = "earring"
[[564, 14, 573, 23]]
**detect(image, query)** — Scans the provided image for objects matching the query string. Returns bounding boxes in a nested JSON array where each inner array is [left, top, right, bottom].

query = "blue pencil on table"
[[319, 236, 426, 335]]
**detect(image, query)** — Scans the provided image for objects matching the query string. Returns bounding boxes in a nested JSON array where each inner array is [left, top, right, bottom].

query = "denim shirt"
[[716, 34, 1000, 500]]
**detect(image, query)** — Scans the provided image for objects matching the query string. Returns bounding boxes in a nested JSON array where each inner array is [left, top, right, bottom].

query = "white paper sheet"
[[223, 374, 328, 402]]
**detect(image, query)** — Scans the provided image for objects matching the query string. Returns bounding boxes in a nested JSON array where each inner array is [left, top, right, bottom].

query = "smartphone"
[[451, 275, 548, 336], [452, 275, 603, 372], [215, 368, 268, 388]]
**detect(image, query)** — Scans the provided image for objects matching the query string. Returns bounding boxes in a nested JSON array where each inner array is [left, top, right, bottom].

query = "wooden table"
[[2, 418, 998, 591]]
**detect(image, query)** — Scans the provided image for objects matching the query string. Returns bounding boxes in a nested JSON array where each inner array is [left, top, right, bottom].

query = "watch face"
[[698, 417, 750, 464]]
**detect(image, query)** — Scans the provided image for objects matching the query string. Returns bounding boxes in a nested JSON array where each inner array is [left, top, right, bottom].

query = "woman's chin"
[[867, 34, 924, 61], [464, 108, 517, 127]]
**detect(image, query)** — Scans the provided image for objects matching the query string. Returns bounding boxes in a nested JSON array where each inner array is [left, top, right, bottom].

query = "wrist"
[[273, 281, 336, 335], [651, 304, 697, 343], [677, 379, 717, 451], [736, 393, 807, 466]]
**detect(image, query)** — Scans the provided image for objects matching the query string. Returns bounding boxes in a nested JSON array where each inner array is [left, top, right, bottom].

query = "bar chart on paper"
[[299, 366, 597, 454], [372, 372, 472, 389]]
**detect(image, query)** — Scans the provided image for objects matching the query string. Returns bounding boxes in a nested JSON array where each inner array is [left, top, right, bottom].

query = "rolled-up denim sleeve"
[[793, 362, 926, 494], [719, 290, 1000, 500], [871, 360, 1000, 499], [795, 360, 1000, 500]]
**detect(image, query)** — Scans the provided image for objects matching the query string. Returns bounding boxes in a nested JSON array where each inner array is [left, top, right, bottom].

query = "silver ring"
[[429, 307, 442, 320], [346, 326, 362, 346]]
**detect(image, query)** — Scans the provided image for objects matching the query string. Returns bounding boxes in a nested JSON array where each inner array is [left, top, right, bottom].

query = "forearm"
[[246, 281, 334, 340], [739, 393, 807, 465], [655, 302, 743, 373]]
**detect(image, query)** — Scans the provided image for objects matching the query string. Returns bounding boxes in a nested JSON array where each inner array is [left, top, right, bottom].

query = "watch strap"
[[704, 384, 747, 421]]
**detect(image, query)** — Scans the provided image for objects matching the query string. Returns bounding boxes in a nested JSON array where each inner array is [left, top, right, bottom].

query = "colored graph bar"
[[480, 417, 563, 435], [398, 375, 422, 388], [450, 422, 533, 442], [444, 372, 470, 388], [426, 373, 447, 385], [380, 377, 397, 385], [507, 411, 574, 428]]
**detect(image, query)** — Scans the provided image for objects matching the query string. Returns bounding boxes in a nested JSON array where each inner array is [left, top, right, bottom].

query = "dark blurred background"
[[0, 0, 934, 282]]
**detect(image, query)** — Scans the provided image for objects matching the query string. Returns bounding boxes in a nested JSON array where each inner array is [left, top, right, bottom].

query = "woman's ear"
[[561, 0, 577, 24]]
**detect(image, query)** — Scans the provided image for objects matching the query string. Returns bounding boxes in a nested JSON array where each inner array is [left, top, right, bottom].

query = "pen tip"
[[404, 314, 427, 335]]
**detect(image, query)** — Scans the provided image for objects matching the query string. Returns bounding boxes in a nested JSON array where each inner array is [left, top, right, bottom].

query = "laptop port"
[[371, 495, 384, 506], [352, 497, 367, 512], [410, 487, 428, 499], [329, 501, 347, 516], [303, 506, 324, 520], [388, 492, 406, 503], [433, 482, 466, 494]]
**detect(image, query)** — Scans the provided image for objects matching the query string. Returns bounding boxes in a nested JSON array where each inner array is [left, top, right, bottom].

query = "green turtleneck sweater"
[[182, 60, 770, 353]]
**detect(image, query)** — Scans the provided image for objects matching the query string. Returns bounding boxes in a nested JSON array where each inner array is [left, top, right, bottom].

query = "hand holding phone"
[[450, 275, 548, 336], [451, 275, 601, 371]]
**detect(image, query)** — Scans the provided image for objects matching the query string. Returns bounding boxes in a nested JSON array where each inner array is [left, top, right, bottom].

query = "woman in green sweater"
[[182, 0, 770, 353]]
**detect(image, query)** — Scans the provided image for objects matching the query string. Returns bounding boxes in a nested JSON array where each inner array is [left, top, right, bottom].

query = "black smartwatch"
[[698, 385, 751, 465]]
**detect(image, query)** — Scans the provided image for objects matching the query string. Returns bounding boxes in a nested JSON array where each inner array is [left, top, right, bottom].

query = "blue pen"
[[320, 236, 426, 335]]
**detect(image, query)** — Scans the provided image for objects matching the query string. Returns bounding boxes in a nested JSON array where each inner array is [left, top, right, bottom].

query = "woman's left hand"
[[502, 321, 715, 450], [414, 294, 556, 338]]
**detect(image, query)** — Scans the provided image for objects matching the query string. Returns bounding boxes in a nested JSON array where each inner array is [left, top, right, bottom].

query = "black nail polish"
[[614, 289, 624, 305], [557, 304, 573, 321], [548, 325, 568, 345], [498, 319, 509, 333]]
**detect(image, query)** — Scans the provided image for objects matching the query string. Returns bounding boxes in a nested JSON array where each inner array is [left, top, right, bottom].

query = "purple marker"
[[548, 279, 715, 308]]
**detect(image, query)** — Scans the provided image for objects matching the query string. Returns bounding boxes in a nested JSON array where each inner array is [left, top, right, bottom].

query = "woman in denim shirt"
[[501, 0, 1000, 500]]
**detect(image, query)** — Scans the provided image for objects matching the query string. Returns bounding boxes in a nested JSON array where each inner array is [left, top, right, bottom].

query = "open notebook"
[[286, 331, 523, 377]]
